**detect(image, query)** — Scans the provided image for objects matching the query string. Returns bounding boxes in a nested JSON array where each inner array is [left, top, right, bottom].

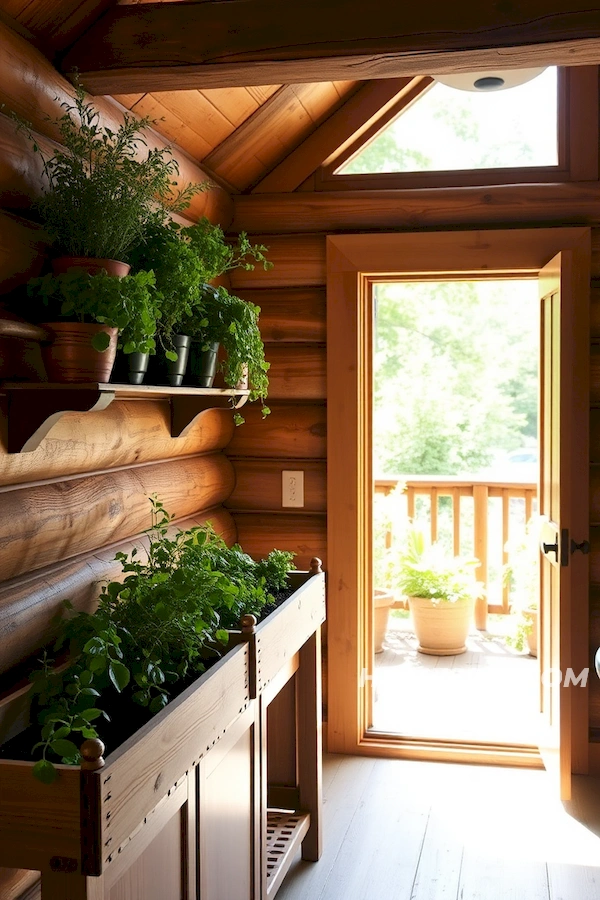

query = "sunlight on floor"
[[372, 618, 540, 744]]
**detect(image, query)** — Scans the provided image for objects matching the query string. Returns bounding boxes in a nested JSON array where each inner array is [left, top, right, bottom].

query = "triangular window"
[[337, 68, 558, 175]]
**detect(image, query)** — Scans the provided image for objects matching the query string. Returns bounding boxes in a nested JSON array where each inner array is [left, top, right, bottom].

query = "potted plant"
[[129, 218, 272, 389], [185, 284, 270, 418], [503, 516, 540, 656], [25, 269, 160, 382], [15, 80, 204, 382], [387, 527, 484, 656]]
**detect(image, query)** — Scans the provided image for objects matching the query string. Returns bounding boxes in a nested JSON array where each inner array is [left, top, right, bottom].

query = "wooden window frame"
[[326, 227, 590, 767], [317, 67, 598, 191]]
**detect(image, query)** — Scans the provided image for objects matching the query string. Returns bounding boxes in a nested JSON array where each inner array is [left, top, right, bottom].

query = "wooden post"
[[473, 484, 488, 630], [296, 630, 323, 862]]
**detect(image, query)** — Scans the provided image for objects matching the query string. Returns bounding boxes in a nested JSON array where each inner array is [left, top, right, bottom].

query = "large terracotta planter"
[[408, 595, 475, 656], [374, 589, 394, 653], [41, 322, 118, 383], [51, 257, 131, 277]]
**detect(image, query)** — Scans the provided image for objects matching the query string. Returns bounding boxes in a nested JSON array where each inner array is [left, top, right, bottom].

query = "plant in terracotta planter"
[[26, 269, 159, 382], [387, 527, 484, 656], [26, 497, 295, 782], [16, 81, 205, 268], [129, 218, 272, 389]]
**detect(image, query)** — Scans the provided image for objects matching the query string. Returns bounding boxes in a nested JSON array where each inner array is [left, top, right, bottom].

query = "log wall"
[[0, 22, 238, 898]]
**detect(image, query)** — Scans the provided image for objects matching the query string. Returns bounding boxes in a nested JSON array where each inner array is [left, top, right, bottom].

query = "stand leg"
[[296, 630, 323, 861]]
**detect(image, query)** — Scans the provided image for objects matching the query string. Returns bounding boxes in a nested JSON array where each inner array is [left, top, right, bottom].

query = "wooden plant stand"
[[0, 565, 326, 900]]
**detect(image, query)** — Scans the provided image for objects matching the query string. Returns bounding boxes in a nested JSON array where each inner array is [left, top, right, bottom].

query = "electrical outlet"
[[282, 470, 304, 508]]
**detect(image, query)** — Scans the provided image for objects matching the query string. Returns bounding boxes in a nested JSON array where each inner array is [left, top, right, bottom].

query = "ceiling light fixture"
[[435, 67, 547, 92]]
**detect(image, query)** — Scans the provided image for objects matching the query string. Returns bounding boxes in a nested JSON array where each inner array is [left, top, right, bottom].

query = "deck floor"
[[276, 755, 600, 900], [372, 617, 540, 745]]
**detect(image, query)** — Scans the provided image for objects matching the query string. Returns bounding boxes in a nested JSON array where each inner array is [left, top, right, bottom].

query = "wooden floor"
[[277, 754, 600, 900], [372, 618, 539, 744]]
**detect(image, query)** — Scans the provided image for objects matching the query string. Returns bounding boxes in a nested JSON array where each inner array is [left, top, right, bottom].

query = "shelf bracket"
[[171, 392, 249, 438], [4, 388, 115, 453]]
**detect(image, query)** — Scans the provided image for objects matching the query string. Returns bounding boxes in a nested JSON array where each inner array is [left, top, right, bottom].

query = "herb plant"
[[188, 285, 270, 418], [28, 497, 295, 782], [387, 527, 483, 604], [26, 269, 160, 353], [128, 218, 272, 367], [15, 81, 206, 261]]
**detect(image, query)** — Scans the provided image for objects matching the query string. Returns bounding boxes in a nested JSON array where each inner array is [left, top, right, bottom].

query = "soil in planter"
[[0, 586, 297, 765]]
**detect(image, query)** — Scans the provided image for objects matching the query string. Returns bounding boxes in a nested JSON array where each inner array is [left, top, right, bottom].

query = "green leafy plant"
[[26, 269, 160, 353], [187, 284, 270, 418], [129, 218, 272, 363], [387, 527, 483, 604], [15, 80, 206, 261], [28, 497, 295, 782]]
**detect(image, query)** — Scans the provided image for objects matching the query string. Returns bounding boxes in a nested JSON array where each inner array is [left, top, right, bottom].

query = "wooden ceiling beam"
[[253, 77, 432, 194], [231, 183, 600, 234], [203, 83, 338, 192], [62, 1, 600, 94]]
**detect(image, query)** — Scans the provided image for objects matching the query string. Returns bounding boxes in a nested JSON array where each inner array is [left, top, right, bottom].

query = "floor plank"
[[277, 755, 600, 900]]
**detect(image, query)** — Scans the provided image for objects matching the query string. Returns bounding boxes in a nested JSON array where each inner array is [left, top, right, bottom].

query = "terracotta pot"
[[374, 589, 394, 653], [41, 322, 118, 383], [51, 257, 131, 278], [408, 595, 475, 656]]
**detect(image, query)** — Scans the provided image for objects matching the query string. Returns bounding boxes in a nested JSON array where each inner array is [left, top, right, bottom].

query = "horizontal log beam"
[[237, 288, 326, 343], [226, 403, 326, 459], [0, 454, 234, 582], [233, 510, 327, 571], [232, 183, 600, 234], [0, 508, 236, 677], [0, 401, 235, 488], [0, 19, 232, 226], [62, 2, 600, 93]]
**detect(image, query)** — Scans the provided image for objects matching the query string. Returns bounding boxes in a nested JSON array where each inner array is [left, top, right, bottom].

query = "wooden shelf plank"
[[265, 809, 310, 897], [0, 384, 250, 452]]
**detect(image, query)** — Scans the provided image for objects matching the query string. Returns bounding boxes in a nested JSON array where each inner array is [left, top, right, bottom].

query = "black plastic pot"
[[187, 341, 219, 387], [159, 334, 191, 387], [111, 350, 150, 385]]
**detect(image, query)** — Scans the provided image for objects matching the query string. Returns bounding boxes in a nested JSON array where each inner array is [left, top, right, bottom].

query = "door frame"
[[326, 227, 591, 768]]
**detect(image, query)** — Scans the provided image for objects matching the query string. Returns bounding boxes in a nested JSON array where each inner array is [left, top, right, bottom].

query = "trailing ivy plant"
[[186, 284, 270, 420], [28, 497, 295, 783], [14, 80, 206, 261], [26, 269, 160, 353]]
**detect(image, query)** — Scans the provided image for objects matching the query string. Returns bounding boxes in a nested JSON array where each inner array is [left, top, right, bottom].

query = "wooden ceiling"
[[2, 1, 597, 196]]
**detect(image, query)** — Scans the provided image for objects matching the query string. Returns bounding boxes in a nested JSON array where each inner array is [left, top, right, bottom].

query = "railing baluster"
[[453, 488, 460, 556], [407, 486, 415, 520], [430, 487, 438, 544], [502, 489, 510, 613], [473, 484, 489, 630]]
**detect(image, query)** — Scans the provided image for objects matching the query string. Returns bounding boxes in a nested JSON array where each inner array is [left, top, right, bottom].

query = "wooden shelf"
[[265, 809, 310, 897], [0, 382, 250, 453]]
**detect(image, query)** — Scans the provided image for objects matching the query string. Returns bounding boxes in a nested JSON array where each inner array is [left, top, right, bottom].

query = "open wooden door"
[[538, 247, 590, 801]]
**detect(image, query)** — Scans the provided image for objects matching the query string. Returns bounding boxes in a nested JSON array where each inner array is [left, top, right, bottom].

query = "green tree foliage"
[[373, 280, 538, 477]]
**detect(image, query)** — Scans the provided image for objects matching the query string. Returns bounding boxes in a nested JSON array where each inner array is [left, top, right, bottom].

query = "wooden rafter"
[[254, 78, 410, 194], [203, 83, 356, 192], [253, 77, 432, 194], [62, 1, 600, 94]]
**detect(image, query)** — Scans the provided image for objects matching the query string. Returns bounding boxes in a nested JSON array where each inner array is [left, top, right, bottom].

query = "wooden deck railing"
[[374, 476, 537, 630]]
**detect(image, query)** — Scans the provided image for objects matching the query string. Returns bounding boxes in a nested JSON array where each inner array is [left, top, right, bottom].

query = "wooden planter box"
[[0, 568, 326, 900]]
